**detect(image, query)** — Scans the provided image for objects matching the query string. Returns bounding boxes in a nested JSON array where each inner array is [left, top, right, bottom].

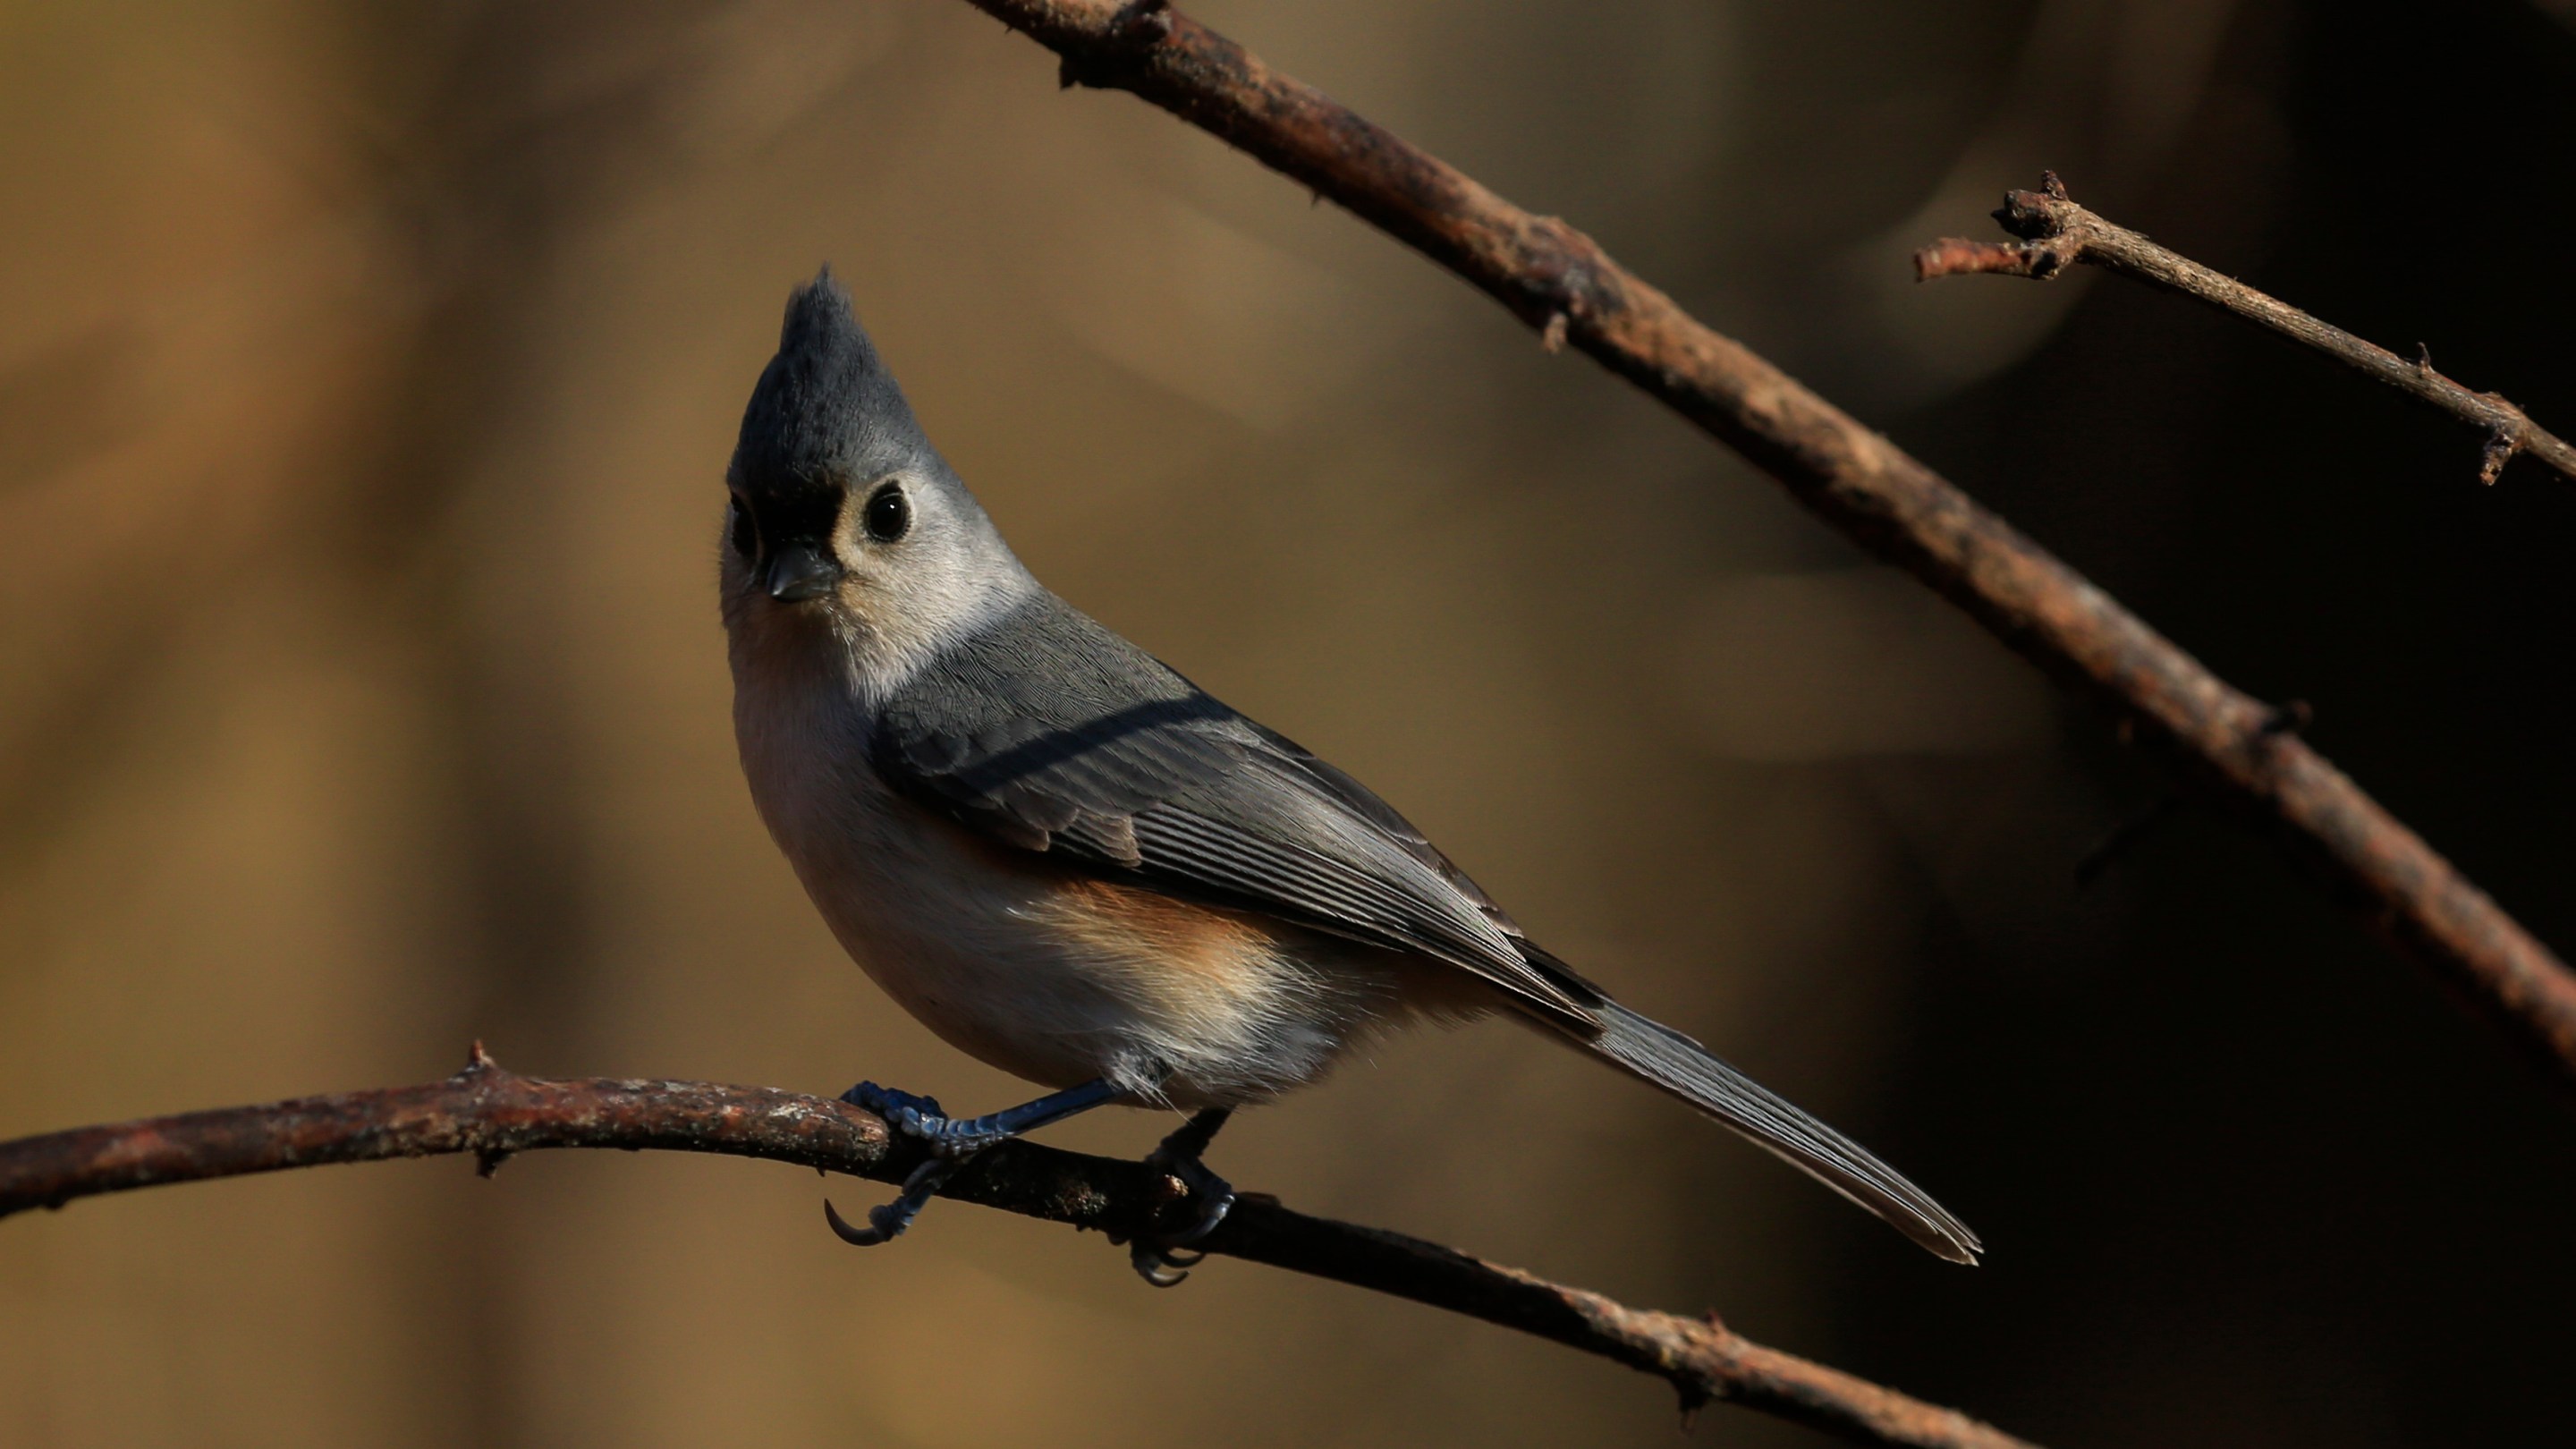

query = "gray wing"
[[870, 597, 1601, 1025]]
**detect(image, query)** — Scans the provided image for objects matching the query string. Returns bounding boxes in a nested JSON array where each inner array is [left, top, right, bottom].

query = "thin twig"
[[958, 0, 2576, 1089], [1917, 171, 2575, 486], [0, 1047, 2038, 1449]]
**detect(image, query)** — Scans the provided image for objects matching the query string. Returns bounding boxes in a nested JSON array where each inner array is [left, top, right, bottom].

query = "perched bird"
[[722, 270, 1980, 1282]]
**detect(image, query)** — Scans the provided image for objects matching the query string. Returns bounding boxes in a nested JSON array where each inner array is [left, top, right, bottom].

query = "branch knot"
[[1058, 0, 1173, 89]]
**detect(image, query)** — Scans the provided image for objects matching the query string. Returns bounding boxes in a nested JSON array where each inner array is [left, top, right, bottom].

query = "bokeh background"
[[5, 2, 2575, 1445]]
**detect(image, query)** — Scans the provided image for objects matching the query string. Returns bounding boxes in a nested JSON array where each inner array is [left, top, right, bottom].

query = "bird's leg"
[[1130, 1107, 1236, 1287], [825, 1078, 1121, 1247]]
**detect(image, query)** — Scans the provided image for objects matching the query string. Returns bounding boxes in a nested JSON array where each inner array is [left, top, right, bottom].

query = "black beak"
[[765, 543, 840, 602]]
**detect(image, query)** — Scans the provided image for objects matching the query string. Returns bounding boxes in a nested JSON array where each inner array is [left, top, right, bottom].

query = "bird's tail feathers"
[[1577, 998, 1982, 1265]]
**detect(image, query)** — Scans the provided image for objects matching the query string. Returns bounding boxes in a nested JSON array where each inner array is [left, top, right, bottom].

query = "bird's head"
[[721, 269, 1033, 698]]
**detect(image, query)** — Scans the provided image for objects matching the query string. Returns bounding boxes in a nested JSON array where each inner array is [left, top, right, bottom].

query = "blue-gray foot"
[[1130, 1107, 1236, 1287], [826, 1079, 1121, 1247]]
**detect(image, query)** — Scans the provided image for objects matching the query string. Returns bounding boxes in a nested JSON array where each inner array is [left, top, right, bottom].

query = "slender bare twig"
[[1917, 172, 2576, 486], [958, 0, 2576, 1088], [0, 1048, 2038, 1449]]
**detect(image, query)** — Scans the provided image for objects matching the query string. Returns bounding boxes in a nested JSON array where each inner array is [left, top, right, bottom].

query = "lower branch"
[[1917, 172, 2576, 487], [0, 1047, 2039, 1449]]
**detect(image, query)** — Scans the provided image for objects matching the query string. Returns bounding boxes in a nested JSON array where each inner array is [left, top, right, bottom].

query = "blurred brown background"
[[5, 2, 2576, 1445]]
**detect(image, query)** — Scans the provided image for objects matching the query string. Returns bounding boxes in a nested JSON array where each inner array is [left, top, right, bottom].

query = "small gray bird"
[[723, 271, 1979, 1282]]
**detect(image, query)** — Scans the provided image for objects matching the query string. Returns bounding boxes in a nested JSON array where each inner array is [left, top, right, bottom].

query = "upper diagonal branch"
[[0, 1049, 2040, 1449], [959, 0, 2576, 1089], [1916, 172, 2576, 486]]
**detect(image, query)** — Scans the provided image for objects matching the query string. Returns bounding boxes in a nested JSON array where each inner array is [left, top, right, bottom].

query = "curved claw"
[[1123, 1189, 1227, 1285], [822, 1157, 952, 1248], [823, 1197, 895, 1247], [1130, 1241, 1195, 1287]]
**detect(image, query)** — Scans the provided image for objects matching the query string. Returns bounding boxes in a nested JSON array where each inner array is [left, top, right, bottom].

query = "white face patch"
[[822, 473, 1040, 705], [720, 469, 1039, 713]]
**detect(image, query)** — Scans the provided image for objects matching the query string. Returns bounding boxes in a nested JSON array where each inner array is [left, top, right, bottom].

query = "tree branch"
[[0, 1047, 2038, 1449], [1916, 172, 2576, 487], [959, 0, 2576, 1089]]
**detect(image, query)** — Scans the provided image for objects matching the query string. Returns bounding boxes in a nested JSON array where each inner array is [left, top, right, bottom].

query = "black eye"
[[727, 496, 757, 558], [862, 484, 911, 543]]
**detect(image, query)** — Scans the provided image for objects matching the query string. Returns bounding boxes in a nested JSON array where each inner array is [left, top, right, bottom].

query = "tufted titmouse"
[[722, 272, 1979, 1282]]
